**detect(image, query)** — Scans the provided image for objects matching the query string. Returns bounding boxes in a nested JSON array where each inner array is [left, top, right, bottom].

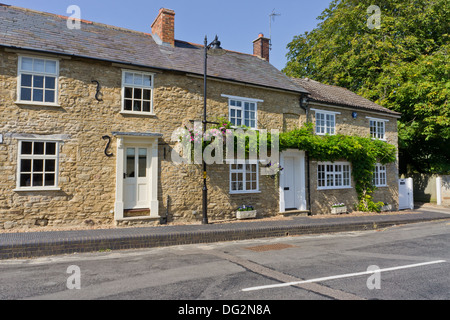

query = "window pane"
[[33, 59, 45, 72], [124, 99, 132, 111], [45, 60, 57, 74], [126, 148, 135, 178], [21, 57, 33, 71], [32, 174, 43, 187], [45, 159, 56, 172], [143, 101, 151, 112], [45, 90, 55, 103], [33, 89, 44, 102], [143, 89, 151, 100], [138, 148, 147, 178], [44, 173, 55, 186], [124, 87, 133, 99], [21, 159, 32, 172], [133, 100, 142, 112], [143, 75, 151, 87], [45, 76, 56, 89], [134, 88, 142, 100], [133, 74, 143, 85], [34, 142, 45, 155], [21, 88, 32, 101], [21, 74, 32, 87], [124, 72, 134, 85], [34, 76, 44, 88], [21, 142, 33, 155], [20, 174, 31, 187], [33, 159, 44, 172]]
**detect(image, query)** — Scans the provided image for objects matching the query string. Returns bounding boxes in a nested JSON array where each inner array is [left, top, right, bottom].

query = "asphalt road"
[[0, 220, 448, 303]]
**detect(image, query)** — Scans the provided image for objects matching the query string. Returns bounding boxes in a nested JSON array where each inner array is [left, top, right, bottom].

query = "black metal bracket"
[[92, 80, 103, 102], [102, 135, 113, 157]]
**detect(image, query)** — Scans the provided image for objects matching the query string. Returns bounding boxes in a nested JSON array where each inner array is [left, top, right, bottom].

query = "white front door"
[[283, 157, 296, 209], [124, 146, 149, 209], [280, 150, 307, 212]]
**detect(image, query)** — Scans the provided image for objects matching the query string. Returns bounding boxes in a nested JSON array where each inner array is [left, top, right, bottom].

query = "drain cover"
[[245, 243, 295, 252]]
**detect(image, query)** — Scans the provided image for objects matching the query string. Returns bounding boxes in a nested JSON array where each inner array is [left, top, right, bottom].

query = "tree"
[[284, 0, 450, 174]]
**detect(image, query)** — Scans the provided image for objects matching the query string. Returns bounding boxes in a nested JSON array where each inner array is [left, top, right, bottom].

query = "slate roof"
[[0, 4, 307, 94], [291, 78, 400, 116]]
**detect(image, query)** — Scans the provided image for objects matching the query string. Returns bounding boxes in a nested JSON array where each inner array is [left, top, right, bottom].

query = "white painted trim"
[[17, 55, 60, 105], [15, 140, 60, 191], [317, 161, 352, 190], [279, 149, 306, 213], [229, 161, 260, 194], [223, 95, 260, 129], [221, 94, 264, 103], [366, 116, 390, 122], [114, 136, 159, 221], [121, 69, 155, 115], [310, 108, 341, 115]]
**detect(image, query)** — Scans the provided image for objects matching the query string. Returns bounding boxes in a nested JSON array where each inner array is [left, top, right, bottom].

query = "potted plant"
[[236, 205, 257, 220], [331, 203, 347, 215]]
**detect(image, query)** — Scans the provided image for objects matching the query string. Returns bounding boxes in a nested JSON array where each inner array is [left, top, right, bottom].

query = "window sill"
[[15, 101, 61, 108], [120, 111, 156, 117], [14, 187, 61, 192], [230, 190, 261, 195]]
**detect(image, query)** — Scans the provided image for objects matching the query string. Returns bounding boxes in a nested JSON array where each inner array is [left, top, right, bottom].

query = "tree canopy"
[[283, 0, 450, 174]]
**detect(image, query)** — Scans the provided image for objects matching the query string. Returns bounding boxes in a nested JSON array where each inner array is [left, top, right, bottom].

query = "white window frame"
[[16, 55, 60, 106], [373, 163, 387, 187], [121, 70, 155, 115], [15, 140, 60, 191], [229, 160, 260, 194], [222, 94, 262, 129], [317, 162, 352, 190], [367, 117, 388, 141], [311, 109, 340, 136]]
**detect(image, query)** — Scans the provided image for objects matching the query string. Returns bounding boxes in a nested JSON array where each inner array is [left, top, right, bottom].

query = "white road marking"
[[242, 260, 447, 292]]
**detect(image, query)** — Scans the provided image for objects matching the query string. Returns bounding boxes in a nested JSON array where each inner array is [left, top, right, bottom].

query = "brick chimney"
[[253, 33, 270, 61], [151, 8, 175, 46]]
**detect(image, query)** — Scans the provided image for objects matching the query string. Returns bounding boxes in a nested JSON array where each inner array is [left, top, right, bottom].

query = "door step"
[[124, 208, 150, 218]]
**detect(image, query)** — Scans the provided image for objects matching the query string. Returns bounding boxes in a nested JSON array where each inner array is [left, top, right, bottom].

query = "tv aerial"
[[269, 9, 281, 51]]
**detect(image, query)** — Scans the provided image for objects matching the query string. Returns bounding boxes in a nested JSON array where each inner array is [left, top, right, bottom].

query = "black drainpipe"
[[300, 94, 312, 215]]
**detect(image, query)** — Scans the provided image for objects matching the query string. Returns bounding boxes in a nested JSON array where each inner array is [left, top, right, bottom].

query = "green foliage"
[[179, 119, 397, 212], [280, 123, 397, 212], [283, 0, 450, 174]]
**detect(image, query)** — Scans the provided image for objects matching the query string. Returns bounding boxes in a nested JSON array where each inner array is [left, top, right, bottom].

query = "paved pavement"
[[1, 206, 449, 260]]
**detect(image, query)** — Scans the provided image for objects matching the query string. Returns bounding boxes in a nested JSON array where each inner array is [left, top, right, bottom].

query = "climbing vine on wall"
[[279, 123, 397, 212], [177, 119, 397, 212]]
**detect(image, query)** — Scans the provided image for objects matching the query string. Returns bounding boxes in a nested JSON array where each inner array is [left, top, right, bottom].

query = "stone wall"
[[0, 48, 400, 230], [0, 49, 300, 229], [307, 103, 399, 214]]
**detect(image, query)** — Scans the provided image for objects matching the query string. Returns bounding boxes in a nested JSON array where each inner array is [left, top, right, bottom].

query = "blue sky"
[[7, 0, 333, 70]]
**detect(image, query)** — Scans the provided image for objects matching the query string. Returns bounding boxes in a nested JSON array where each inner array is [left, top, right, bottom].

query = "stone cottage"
[[0, 5, 401, 230]]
